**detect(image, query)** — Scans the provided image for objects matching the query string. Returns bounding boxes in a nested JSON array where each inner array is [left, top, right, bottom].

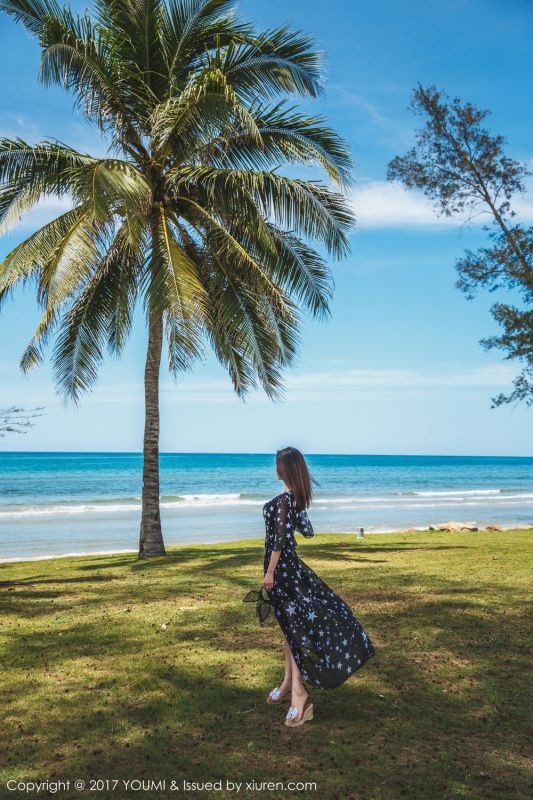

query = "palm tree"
[[0, 0, 355, 558]]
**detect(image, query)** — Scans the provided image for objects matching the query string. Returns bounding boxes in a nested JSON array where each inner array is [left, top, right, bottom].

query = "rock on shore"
[[428, 522, 509, 532], [429, 521, 478, 532]]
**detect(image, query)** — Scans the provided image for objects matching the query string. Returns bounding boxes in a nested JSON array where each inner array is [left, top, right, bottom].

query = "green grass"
[[1, 529, 532, 800]]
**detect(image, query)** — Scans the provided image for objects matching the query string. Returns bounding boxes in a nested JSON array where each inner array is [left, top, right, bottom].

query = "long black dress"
[[263, 490, 375, 690]]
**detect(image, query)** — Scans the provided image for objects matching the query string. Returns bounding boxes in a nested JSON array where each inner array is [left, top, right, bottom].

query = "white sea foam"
[[406, 489, 503, 497], [0, 503, 142, 518], [0, 492, 260, 518], [1, 487, 533, 518], [314, 492, 533, 504]]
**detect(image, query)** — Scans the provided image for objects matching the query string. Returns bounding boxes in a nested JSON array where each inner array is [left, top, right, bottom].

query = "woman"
[[262, 447, 375, 727]]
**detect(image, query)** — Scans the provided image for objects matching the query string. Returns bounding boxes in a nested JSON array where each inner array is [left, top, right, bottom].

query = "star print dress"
[[263, 491, 375, 690]]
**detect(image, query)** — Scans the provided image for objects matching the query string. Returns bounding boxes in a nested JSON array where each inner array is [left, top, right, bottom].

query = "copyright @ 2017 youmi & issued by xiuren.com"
[[4, 778, 319, 794]]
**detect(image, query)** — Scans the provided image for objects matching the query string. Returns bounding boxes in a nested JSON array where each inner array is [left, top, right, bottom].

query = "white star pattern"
[[260, 489, 375, 689]]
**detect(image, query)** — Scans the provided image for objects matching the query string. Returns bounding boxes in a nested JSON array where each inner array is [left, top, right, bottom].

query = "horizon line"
[[0, 450, 531, 459]]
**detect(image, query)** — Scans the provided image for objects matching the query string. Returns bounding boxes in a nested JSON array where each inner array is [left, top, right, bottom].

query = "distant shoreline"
[[1, 450, 532, 459], [2, 452, 531, 562], [1, 526, 529, 564]]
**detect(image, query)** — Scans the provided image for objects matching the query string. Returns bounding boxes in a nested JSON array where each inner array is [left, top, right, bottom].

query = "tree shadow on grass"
[[0, 536, 523, 626], [2, 586, 531, 800], [0, 575, 120, 589], [2, 536, 531, 799], [72, 537, 470, 573]]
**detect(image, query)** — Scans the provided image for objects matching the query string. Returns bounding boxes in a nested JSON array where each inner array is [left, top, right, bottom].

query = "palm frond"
[[0, 206, 85, 307], [145, 206, 207, 372], [176, 194, 293, 316], [171, 166, 354, 258], [222, 26, 324, 102], [0, 138, 94, 233], [50, 224, 142, 401], [38, 212, 104, 305], [91, 0, 169, 117], [104, 224, 145, 356], [161, 0, 250, 85], [192, 100, 354, 188], [1, 0, 355, 407], [149, 61, 261, 158], [0, 0, 61, 36], [67, 158, 152, 221], [40, 29, 145, 150], [199, 250, 297, 398], [251, 225, 333, 320], [19, 303, 59, 372], [0, 138, 95, 183]]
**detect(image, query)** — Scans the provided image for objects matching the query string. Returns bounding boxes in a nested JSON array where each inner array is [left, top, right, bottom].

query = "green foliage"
[[456, 226, 533, 406], [0, 0, 355, 404], [388, 84, 532, 407]]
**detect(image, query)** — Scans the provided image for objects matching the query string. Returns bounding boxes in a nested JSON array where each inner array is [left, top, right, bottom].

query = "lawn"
[[1, 529, 532, 800]]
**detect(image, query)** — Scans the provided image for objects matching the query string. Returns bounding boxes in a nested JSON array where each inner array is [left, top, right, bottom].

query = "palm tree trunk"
[[138, 307, 166, 558]]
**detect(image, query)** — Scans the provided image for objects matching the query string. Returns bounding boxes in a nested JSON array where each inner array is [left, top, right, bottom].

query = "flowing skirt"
[[264, 545, 375, 689]]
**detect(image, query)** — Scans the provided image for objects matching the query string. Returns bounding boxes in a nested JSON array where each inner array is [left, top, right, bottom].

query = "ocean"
[[0, 452, 532, 561]]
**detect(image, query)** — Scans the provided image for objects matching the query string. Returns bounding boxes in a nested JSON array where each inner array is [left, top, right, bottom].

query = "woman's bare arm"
[[263, 549, 281, 589]]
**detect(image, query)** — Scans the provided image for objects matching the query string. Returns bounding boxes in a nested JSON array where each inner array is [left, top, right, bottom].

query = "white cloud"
[[286, 363, 518, 390], [0, 362, 519, 411], [351, 180, 533, 229], [351, 181, 463, 229], [13, 182, 533, 236], [152, 363, 520, 405]]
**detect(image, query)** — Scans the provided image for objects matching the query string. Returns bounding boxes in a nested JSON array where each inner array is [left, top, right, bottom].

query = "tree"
[[0, 0, 355, 556], [387, 84, 533, 407], [0, 406, 44, 436]]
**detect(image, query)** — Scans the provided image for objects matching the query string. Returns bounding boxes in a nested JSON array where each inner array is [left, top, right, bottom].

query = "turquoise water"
[[0, 452, 532, 560]]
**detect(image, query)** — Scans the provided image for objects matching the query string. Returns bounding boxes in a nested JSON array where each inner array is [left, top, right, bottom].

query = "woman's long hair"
[[276, 447, 314, 510]]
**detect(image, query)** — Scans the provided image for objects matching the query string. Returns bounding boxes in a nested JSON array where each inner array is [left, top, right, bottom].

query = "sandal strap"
[[286, 706, 298, 720]]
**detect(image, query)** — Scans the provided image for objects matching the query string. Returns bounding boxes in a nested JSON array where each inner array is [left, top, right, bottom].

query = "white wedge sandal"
[[267, 685, 291, 704], [285, 701, 314, 727]]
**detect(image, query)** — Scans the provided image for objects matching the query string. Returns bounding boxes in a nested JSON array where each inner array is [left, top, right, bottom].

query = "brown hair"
[[276, 447, 313, 510]]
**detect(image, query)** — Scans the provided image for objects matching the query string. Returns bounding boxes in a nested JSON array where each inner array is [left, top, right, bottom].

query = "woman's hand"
[[263, 569, 275, 591]]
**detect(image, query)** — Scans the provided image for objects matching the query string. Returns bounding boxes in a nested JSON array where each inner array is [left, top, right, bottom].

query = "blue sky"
[[1, 0, 532, 455]]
